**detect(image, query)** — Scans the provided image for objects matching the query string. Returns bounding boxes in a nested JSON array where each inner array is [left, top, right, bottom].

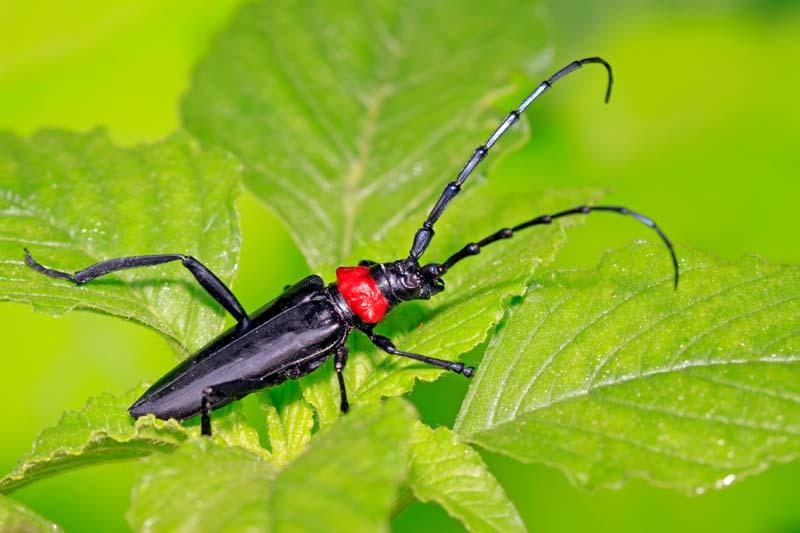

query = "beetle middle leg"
[[334, 345, 350, 413], [363, 330, 475, 377], [24, 249, 249, 326]]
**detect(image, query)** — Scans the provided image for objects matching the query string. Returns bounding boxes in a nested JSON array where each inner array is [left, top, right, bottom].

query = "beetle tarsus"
[[23, 248, 78, 283], [449, 361, 476, 377]]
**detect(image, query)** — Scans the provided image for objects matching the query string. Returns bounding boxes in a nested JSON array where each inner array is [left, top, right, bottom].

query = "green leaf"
[[272, 400, 413, 532], [409, 422, 525, 533], [0, 130, 241, 353], [128, 440, 273, 532], [457, 243, 800, 493], [210, 403, 270, 459], [182, 0, 549, 272], [260, 382, 315, 467], [128, 400, 415, 533], [0, 385, 189, 494], [0, 495, 62, 532], [0, 384, 269, 494]]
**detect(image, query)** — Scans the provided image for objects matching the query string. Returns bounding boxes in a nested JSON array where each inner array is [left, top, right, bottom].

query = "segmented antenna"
[[408, 57, 613, 261]]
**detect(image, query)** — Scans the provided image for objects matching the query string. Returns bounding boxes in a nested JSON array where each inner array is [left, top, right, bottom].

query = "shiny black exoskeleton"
[[24, 58, 679, 436]]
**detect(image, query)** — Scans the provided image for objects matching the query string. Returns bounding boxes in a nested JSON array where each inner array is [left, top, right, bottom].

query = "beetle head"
[[373, 259, 445, 303]]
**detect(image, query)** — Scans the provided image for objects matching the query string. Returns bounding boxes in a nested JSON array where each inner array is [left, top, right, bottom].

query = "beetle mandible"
[[24, 57, 679, 436]]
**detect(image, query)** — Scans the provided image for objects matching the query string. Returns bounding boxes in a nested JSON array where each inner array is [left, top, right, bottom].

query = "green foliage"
[[457, 243, 800, 493], [409, 422, 524, 533], [2, 0, 799, 531], [128, 400, 414, 533], [0, 385, 188, 494], [259, 383, 315, 467], [0, 494, 63, 532], [0, 130, 241, 353], [0, 385, 264, 494], [129, 440, 273, 532], [182, 0, 548, 272]]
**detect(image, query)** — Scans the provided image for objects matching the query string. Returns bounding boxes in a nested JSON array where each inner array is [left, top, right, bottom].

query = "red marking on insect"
[[336, 266, 389, 324]]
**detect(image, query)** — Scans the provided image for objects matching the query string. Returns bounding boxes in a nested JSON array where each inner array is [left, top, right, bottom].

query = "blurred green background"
[[1, 1, 798, 531]]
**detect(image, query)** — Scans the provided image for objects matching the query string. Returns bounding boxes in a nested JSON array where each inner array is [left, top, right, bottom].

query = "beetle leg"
[[24, 249, 250, 326], [358, 259, 377, 267], [363, 331, 475, 377], [334, 345, 350, 413], [200, 380, 256, 437], [201, 387, 214, 436]]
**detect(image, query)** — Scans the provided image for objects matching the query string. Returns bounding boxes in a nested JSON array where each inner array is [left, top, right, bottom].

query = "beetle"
[[24, 57, 678, 436]]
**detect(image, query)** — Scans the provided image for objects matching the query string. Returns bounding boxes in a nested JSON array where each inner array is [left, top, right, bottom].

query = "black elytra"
[[24, 57, 679, 436]]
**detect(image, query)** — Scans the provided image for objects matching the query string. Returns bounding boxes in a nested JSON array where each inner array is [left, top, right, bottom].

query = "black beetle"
[[24, 57, 678, 436]]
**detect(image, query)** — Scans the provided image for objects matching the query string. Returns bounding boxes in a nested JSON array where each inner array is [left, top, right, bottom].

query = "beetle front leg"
[[363, 331, 475, 377], [334, 345, 350, 413]]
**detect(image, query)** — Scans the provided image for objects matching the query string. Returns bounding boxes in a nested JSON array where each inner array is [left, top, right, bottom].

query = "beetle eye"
[[403, 273, 420, 288]]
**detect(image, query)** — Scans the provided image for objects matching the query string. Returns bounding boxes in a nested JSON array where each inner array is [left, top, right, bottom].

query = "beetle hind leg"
[[199, 379, 256, 437], [23, 248, 250, 325]]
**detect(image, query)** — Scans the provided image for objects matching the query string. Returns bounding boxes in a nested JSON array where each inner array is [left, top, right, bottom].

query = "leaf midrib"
[[338, 10, 406, 261], [341, 83, 393, 260], [459, 260, 800, 432], [472, 354, 800, 440]]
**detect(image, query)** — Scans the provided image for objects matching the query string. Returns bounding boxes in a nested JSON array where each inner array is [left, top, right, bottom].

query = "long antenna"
[[432, 205, 680, 289], [407, 57, 613, 261]]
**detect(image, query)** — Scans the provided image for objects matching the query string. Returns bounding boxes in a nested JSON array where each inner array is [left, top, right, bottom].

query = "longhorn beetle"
[[24, 57, 678, 436]]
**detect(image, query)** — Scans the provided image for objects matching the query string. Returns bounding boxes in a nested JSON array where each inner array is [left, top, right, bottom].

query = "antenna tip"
[[671, 256, 680, 290], [602, 63, 613, 104], [578, 56, 613, 104]]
